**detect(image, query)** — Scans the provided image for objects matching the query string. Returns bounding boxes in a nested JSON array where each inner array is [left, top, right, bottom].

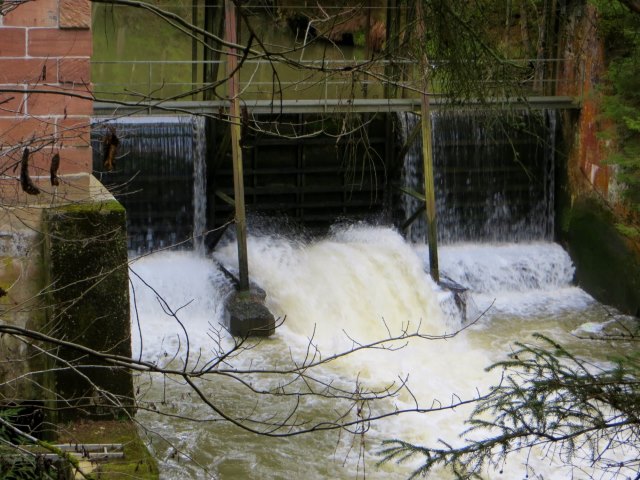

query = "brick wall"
[[558, 3, 612, 199], [0, 0, 92, 180]]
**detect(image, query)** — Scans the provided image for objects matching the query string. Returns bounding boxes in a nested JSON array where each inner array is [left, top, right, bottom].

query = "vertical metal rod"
[[225, 0, 249, 291], [384, 0, 398, 99], [192, 0, 199, 100], [362, 0, 371, 98], [416, 1, 439, 283], [148, 62, 152, 114]]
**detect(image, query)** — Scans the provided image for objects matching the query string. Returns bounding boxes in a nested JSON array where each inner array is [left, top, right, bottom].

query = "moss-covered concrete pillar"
[[42, 199, 134, 421], [562, 195, 640, 317]]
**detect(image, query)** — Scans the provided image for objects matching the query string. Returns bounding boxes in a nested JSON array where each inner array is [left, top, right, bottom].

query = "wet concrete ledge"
[[563, 194, 640, 317]]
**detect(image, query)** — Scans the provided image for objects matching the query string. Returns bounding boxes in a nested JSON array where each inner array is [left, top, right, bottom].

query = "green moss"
[[57, 420, 159, 480], [42, 199, 134, 422], [559, 204, 572, 235], [58, 200, 125, 214], [353, 31, 366, 48]]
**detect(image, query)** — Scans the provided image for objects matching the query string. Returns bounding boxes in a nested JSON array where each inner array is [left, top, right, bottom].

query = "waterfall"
[[400, 110, 556, 243], [103, 110, 623, 477], [129, 224, 613, 480], [92, 115, 208, 253], [217, 225, 450, 343]]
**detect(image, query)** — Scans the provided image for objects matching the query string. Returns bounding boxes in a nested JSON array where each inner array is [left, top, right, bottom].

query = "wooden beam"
[[215, 189, 235, 206], [416, 1, 439, 283], [401, 204, 426, 231], [398, 186, 425, 202], [225, 0, 249, 291]]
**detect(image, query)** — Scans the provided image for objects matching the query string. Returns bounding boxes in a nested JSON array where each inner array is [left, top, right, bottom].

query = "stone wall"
[[43, 195, 134, 422], [0, 0, 92, 175], [556, 1, 640, 316], [0, 2, 136, 424], [557, 2, 611, 198], [0, 175, 135, 424]]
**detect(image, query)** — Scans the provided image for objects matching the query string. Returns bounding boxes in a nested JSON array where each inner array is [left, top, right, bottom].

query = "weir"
[[6, 2, 634, 478], [103, 84, 631, 480], [118, 106, 625, 478], [91, 116, 207, 253], [92, 108, 559, 250], [401, 110, 556, 243]]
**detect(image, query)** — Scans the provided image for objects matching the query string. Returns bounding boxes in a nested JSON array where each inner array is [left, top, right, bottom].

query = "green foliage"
[[615, 222, 640, 237], [378, 334, 640, 479], [401, 0, 530, 101], [597, 1, 640, 210], [0, 409, 62, 480]]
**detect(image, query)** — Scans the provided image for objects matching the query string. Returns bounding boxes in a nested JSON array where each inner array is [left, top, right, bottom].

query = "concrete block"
[[43, 198, 134, 421], [225, 289, 276, 337]]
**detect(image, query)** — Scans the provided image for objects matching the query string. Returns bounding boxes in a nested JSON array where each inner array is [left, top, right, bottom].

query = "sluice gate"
[[209, 113, 394, 236], [402, 110, 556, 243], [92, 108, 558, 253]]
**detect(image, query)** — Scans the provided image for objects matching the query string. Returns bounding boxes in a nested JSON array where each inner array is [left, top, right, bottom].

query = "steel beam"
[[93, 96, 580, 117]]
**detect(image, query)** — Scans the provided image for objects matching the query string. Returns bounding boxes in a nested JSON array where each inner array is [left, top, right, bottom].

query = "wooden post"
[[225, 0, 249, 291], [420, 95, 439, 283], [416, 2, 439, 283]]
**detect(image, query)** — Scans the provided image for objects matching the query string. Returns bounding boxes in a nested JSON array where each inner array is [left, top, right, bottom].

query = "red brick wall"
[[0, 0, 92, 179], [558, 4, 612, 199]]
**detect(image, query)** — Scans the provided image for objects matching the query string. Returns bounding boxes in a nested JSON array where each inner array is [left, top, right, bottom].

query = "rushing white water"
[[399, 111, 556, 244], [428, 242, 595, 318], [92, 115, 206, 253], [129, 251, 230, 363], [128, 226, 626, 480]]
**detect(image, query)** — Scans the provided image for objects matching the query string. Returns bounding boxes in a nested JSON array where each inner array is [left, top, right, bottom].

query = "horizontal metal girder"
[[93, 96, 580, 117]]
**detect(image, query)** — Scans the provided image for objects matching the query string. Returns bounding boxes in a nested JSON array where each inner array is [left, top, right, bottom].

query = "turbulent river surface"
[[128, 225, 629, 480]]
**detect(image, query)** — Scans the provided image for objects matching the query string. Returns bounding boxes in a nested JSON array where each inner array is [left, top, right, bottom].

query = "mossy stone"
[[42, 200, 134, 421], [564, 195, 640, 316]]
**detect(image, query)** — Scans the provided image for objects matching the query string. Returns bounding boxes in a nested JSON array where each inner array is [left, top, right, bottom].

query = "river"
[[127, 225, 630, 479]]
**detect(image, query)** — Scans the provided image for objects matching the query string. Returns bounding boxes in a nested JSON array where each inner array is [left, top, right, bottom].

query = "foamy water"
[[129, 227, 618, 479], [129, 251, 231, 363], [431, 242, 596, 317]]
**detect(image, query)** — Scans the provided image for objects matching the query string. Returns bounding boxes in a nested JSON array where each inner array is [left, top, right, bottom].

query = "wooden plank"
[[215, 189, 235, 206], [226, 0, 249, 291], [29, 452, 125, 460], [398, 186, 426, 202], [243, 137, 387, 147], [217, 165, 381, 175], [402, 204, 426, 231], [54, 443, 123, 452]]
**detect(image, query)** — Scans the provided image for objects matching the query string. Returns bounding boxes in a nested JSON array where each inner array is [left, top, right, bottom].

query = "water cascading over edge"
[[91, 115, 207, 253], [400, 110, 556, 244]]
